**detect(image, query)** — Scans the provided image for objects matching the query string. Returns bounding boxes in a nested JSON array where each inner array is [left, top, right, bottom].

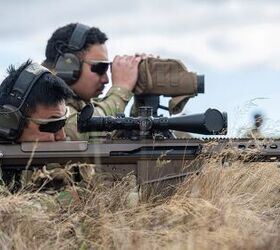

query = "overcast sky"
[[0, 0, 279, 137]]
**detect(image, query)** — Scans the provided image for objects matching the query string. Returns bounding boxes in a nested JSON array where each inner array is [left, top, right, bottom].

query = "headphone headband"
[[11, 63, 50, 105], [68, 23, 90, 51]]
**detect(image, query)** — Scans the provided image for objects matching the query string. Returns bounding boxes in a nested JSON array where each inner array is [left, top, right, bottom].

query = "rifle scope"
[[78, 105, 227, 135]]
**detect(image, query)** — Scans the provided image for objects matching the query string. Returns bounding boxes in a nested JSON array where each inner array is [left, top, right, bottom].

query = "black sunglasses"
[[83, 60, 112, 76], [26, 108, 69, 133], [38, 119, 66, 133]]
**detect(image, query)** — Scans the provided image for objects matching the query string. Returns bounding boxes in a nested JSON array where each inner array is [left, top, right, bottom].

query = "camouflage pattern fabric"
[[169, 96, 191, 115], [65, 85, 133, 141], [19, 163, 125, 206], [135, 58, 198, 97], [21, 163, 94, 190], [21, 163, 119, 187]]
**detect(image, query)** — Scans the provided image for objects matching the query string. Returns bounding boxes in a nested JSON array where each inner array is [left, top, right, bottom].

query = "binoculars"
[[133, 58, 205, 115], [135, 58, 204, 97]]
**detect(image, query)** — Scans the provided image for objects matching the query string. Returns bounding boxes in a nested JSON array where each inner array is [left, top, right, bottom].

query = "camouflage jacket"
[[66, 86, 133, 141]]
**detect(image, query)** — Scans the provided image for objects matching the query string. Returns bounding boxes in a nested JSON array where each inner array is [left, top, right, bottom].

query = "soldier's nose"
[[101, 73, 109, 84]]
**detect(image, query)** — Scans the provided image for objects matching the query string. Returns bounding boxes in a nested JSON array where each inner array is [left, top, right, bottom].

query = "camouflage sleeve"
[[65, 105, 90, 141], [65, 86, 133, 141], [92, 86, 133, 116]]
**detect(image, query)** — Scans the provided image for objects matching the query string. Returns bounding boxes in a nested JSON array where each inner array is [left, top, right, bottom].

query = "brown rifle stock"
[[0, 138, 280, 185]]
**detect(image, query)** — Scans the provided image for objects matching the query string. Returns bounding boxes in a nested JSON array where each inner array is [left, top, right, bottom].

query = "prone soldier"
[[0, 60, 77, 190], [0, 61, 112, 198]]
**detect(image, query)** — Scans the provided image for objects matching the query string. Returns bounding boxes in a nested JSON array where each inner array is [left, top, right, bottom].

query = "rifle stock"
[[1, 138, 280, 186]]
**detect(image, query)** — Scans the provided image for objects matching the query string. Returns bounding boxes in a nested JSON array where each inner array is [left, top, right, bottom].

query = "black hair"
[[0, 60, 74, 117], [43, 23, 108, 68]]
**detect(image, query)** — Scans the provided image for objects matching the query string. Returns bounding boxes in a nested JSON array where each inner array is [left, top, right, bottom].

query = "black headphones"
[[0, 63, 50, 141], [54, 23, 90, 85]]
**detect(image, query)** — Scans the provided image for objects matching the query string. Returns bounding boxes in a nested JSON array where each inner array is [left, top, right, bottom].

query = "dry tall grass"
[[0, 157, 279, 250]]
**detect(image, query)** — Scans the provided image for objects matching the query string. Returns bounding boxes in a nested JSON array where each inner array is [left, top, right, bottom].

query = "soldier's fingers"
[[112, 55, 121, 63], [135, 53, 156, 59], [134, 56, 142, 63], [135, 52, 145, 57]]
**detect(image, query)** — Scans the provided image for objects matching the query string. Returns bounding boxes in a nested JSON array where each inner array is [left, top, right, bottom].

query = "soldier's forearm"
[[93, 86, 133, 116]]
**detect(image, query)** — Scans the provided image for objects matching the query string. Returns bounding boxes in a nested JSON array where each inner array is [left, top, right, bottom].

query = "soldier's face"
[[72, 43, 109, 102], [19, 102, 67, 142]]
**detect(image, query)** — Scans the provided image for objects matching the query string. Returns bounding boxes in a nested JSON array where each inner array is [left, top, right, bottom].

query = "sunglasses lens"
[[39, 120, 66, 133], [90, 63, 109, 75]]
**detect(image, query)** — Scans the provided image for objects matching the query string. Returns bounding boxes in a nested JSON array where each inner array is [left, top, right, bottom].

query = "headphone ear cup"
[[0, 105, 25, 140], [55, 53, 81, 85]]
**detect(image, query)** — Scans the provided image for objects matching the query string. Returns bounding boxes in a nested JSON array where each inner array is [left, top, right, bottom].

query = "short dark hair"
[[44, 23, 108, 68], [0, 60, 74, 117]]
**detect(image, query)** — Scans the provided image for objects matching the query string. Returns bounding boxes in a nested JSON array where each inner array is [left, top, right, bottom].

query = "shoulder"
[[67, 98, 87, 112]]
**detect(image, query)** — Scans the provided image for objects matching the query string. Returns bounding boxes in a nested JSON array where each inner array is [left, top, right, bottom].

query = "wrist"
[[113, 82, 134, 91]]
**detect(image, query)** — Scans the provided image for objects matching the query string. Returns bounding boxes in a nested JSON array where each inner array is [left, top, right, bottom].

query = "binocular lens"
[[197, 75, 205, 94]]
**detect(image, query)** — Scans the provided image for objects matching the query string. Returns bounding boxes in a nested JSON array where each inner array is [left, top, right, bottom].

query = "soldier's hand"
[[111, 55, 142, 91], [135, 52, 159, 59]]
